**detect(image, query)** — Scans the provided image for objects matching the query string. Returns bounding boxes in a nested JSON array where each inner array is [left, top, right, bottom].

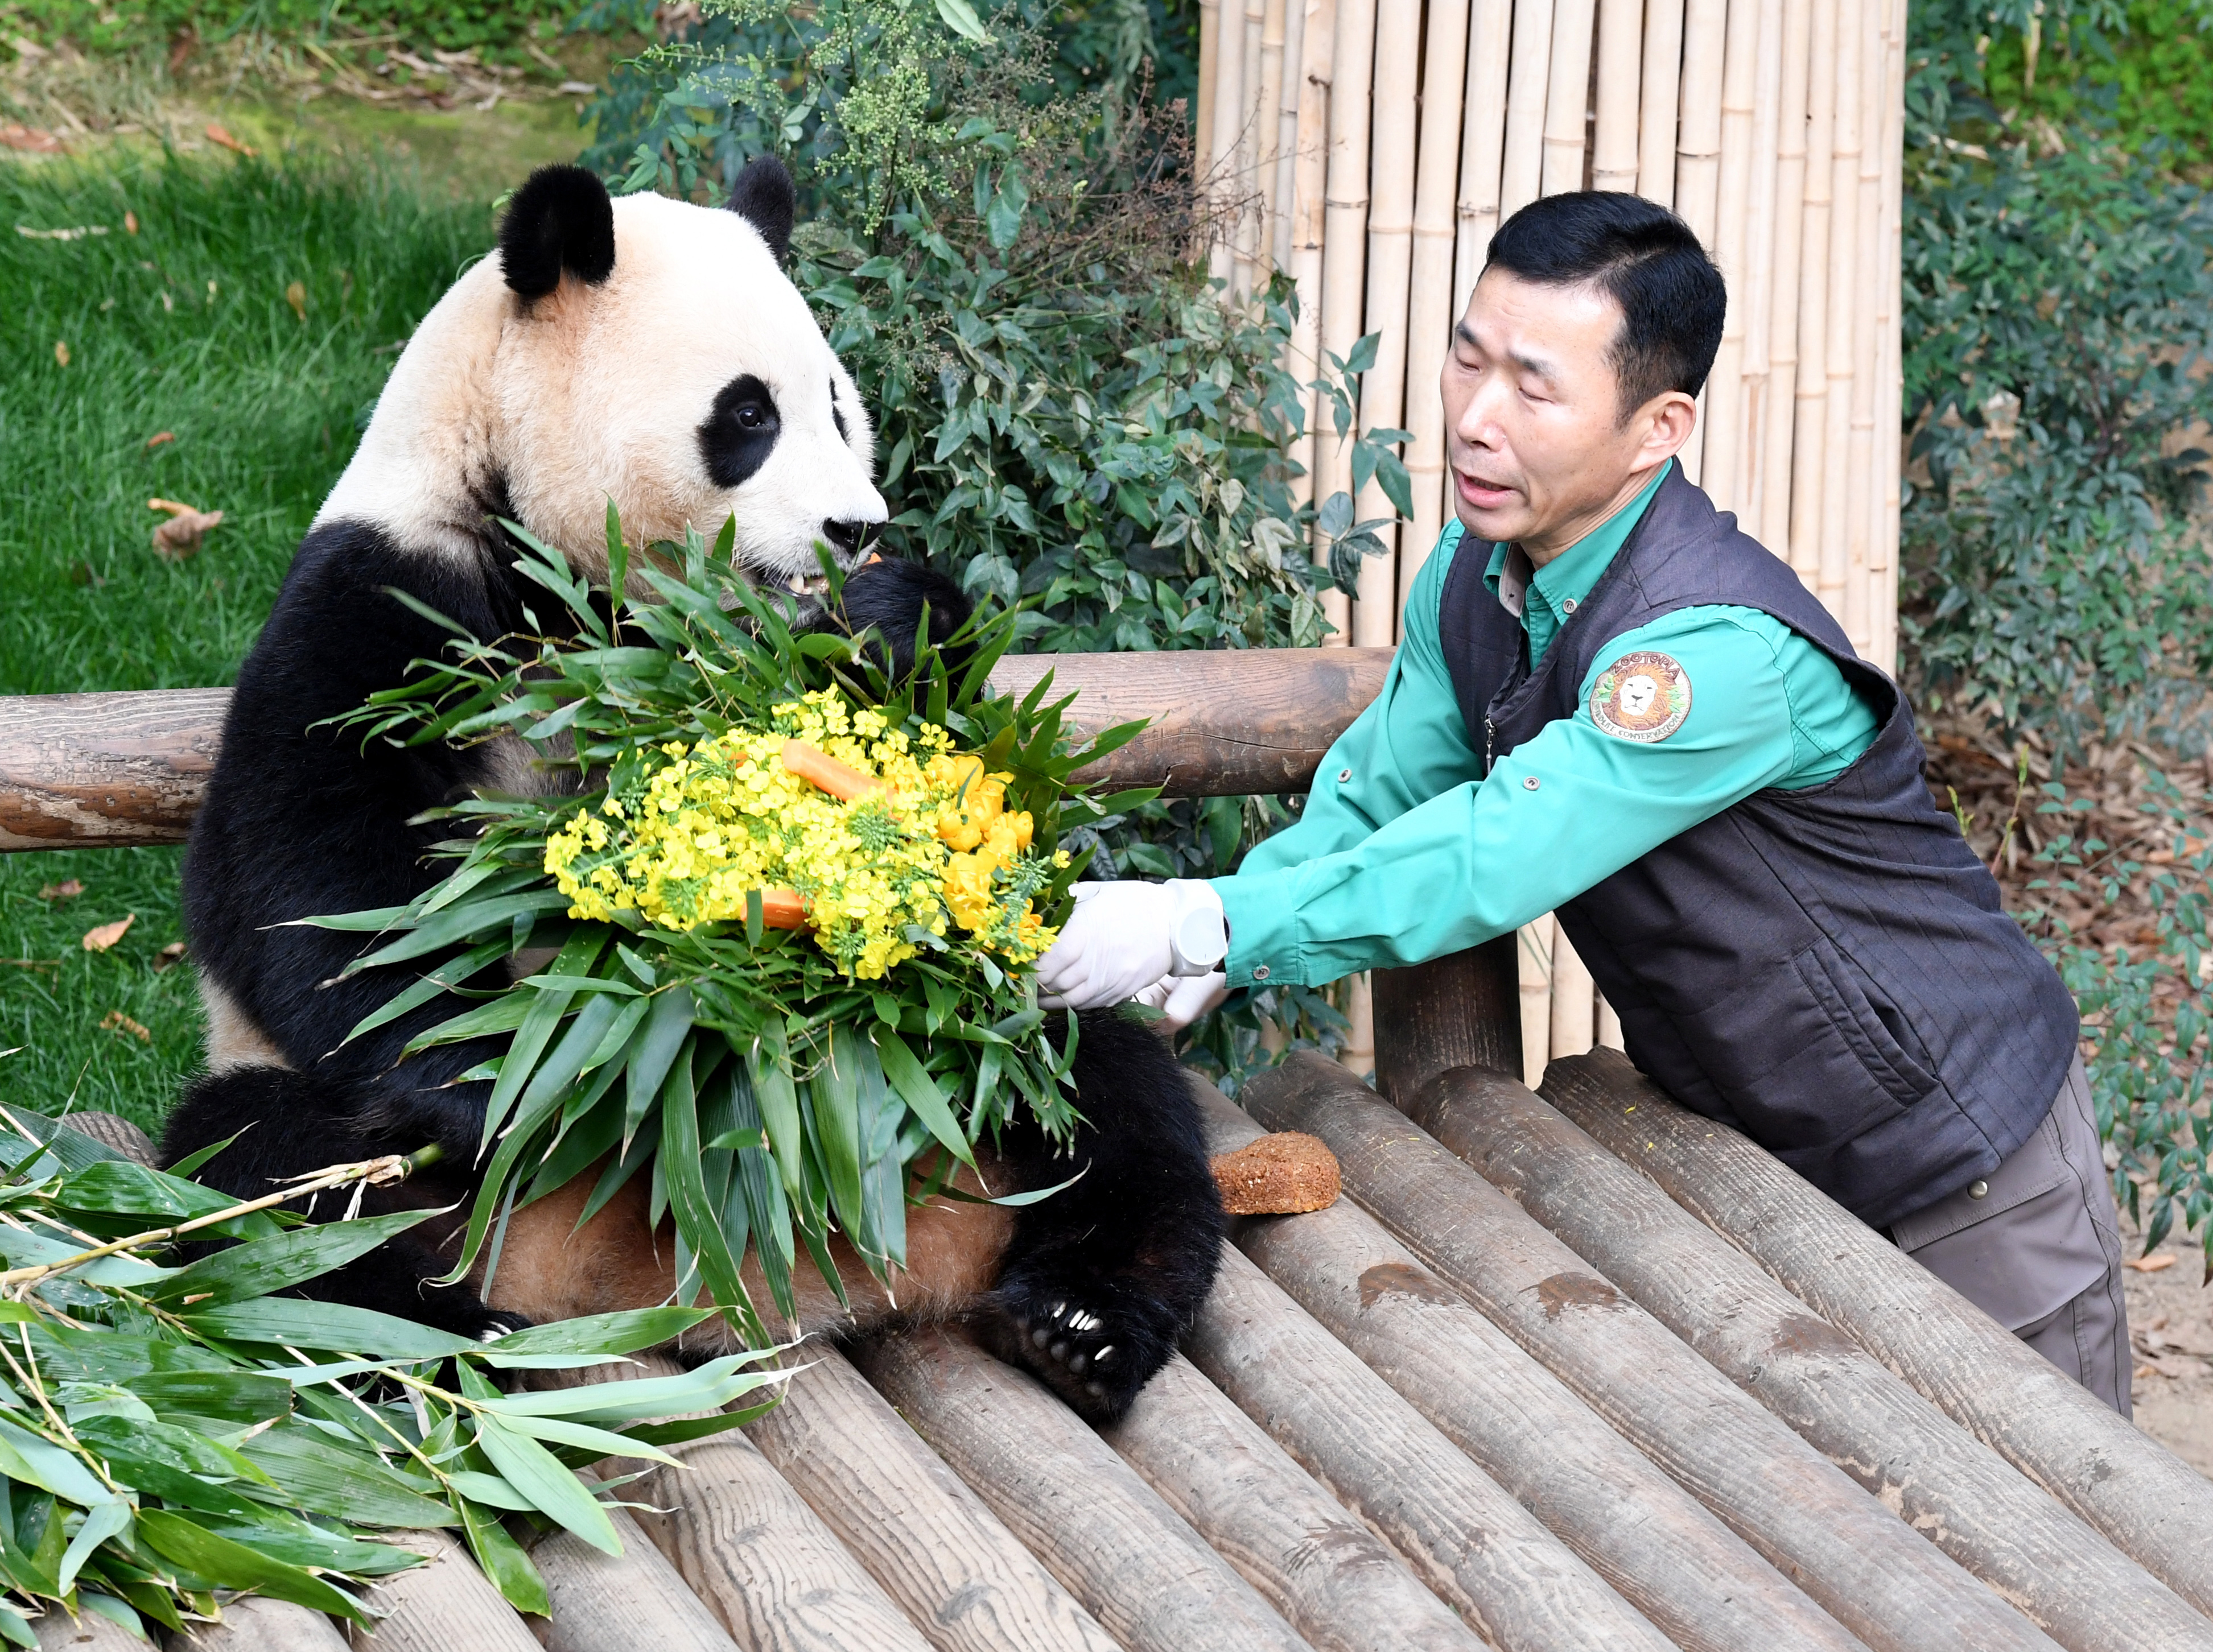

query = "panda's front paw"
[[984, 1271, 1184, 1423]]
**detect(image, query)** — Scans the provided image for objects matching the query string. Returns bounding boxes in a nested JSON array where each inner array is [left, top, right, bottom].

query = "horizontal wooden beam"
[[0, 650, 1391, 853]]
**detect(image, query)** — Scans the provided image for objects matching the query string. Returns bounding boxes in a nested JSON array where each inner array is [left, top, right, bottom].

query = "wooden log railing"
[[0, 651, 1394, 852]]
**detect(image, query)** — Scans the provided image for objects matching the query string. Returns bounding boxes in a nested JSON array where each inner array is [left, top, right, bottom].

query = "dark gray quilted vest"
[[1437, 464, 2078, 1226]]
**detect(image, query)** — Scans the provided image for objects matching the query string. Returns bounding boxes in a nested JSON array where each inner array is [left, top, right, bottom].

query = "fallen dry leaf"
[[0, 125, 60, 154], [123, 209, 138, 235], [98, 1010, 150, 1043], [145, 430, 173, 449], [204, 123, 255, 157], [149, 498, 222, 561], [285, 279, 306, 320], [151, 941, 187, 972], [2127, 1252, 2178, 1273], [53, 340, 68, 367], [36, 879, 83, 901], [81, 914, 134, 953]]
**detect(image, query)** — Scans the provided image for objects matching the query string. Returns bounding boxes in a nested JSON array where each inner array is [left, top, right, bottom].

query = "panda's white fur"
[[324, 188, 884, 584]]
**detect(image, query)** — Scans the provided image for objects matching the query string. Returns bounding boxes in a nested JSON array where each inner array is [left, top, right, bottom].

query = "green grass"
[[0, 148, 492, 1130]]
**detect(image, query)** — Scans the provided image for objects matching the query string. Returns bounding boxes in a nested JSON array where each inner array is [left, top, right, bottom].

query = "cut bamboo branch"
[[1208, 0, 1250, 286], [1187, 1248, 1676, 1649], [851, 1327, 1314, 1652], [1498, 0, 1556, 221], [1547, 925, 1596, 1060], [1789, 0, 1837, 589], [1698, 0, 1763, 513], [1315, 0, 1378, 645], [747, 1346, 1120, 1652], [348, 1530, 542, 1652], [194, 1597, 349, 1652], [1200, 1088, 1866, 1652], [1105, 1350, 1488, 1652], [1453, 0, 1516, 318], [1351, 0, 1420, 644], [1399, 0, 1472, 614], [1757, 0, 1812, 560], [630, 1426, 937, 1652], [531, 1508, 745, 1652], [1239, 1053, 2068, 1652], [1433, 1060, 2213, 1652], [1536, 1046, 2213, 1622], [1539, 0, 1597, 198], [1370, 934, 1521, 1109], [1637, 0, 1686, 205], [1592, 0, 1644, 191], [1516, 914, 1555, 1089]]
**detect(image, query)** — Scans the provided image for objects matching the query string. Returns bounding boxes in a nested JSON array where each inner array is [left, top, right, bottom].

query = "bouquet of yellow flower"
[[313, 513, 1148, 1342]]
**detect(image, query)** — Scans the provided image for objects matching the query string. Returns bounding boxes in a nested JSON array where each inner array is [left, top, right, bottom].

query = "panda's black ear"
[[727, 155, 795, 265], [500, 166, 616, 299]]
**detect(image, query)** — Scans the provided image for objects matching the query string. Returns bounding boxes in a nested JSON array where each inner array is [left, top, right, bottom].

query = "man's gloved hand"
[[1035, 879, 1229, 1010], [1135, 970, 1230, 1033]]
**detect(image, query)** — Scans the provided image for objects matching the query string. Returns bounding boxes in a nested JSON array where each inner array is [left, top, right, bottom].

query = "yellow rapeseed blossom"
[[544, 688, 1062, 980]]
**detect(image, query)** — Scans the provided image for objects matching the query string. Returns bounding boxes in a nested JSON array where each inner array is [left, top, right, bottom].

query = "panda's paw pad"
[[995, 1281, 1175, 1422]]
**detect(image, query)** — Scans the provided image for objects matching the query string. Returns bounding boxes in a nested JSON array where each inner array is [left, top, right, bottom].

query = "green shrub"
[[6, 0, 575, 57]]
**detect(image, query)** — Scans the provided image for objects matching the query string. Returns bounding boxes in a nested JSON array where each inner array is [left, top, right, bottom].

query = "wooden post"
[[1239, 1053, 2068, 1652], [850, 1328, 1314, 1652], [1199, 1088, 1866, 1652], [531, 1509, 745, 1652], [346, 1531, 542, 1652], [1369, 935, 1520, 1109], [1539, 0, 1597, 197], [1498, 0, 1556, 221], [1636, 0, 1685, 206], [1788, 0, 1837, 592], [1453, 0, 1516, 319], [1316, 0, 1378, 645], [1188, 1252, 1675, 1650], [1351, 0, 1421, 645], [191, 1597, 349, 1652], [1424, 1062, 2213, 1652], [1590, 0, 1645, 192], [1105, 1351, 1490, 1652], [1536, 1046, 2213, 1623], [747, 1347, 1120, 1652], [1398, 0, 1473, 613]]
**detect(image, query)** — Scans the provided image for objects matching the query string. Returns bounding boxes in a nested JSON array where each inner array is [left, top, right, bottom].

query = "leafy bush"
[[6, 0, 574, 57]]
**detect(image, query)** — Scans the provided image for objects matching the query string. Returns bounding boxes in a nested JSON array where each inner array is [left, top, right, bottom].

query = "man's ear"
[[727, 155, 796, 265], [500, 166, 617, 299], [1639, 390, 1701, 466]]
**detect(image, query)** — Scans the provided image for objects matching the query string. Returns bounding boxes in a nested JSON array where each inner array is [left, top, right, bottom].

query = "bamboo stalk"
[[1207, 0, 1249, 286], [1843, 0, 1881, 658], [1315, 0, 1377, 646], [1452, 0, 1516, 320], [1340, 973, 1375, 1077], [1540, 0, 1598, 198], [1636, 0, 1685, 205], [1351, 0, 1420, 645], [1790, 0, 1837, 591], [1819, 1, 1866, 640], [1516, 914, 1555, 1089], [1197, 0, 1222, 180], [1250, 0, 1290, 287], [1698, 0, 1765, 515], [1396, 0, 1472, 621], [1756, 0, 1811, 560], [1671, 0, 1728, 482], [1873, 0, 1905, 670], [1498, 0, 1556, 221], [1287, 0, 1334, 544], [1596, 991, 1624, 1050], [1234, 0, 1272, 292], [1592, 0, 1644, 191], [1547, 926, 1596, 1060], [1271, 0, 1308, 274], [1734, 1, 1785, 532]]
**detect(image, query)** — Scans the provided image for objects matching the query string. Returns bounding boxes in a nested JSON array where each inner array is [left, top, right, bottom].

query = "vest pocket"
[[1791, 937, 1939, 1109]]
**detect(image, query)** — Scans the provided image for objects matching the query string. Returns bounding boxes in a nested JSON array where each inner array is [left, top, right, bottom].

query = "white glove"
[[1036, 879, 1229, 1010], [1135, 970, 1230, 1033]]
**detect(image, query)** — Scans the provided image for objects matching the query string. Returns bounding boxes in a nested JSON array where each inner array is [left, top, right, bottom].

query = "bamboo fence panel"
[[1198, 0, 1222, 177], [1201, 0, 1907, 1064]]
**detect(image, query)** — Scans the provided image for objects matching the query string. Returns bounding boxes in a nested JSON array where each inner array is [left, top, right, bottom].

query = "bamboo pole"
[[1538, 1047, 2213, 1622], [1820, 1, 1868, 641], [1516, 913, 1555, 1089], [1197, 0, 1222, 179], [1755, 0, 1811, 560], [1796, 0, 1843, 595], [1873, 0, 1905, 670], [1540, 1, 1598, 197], [851, 1328, 1314, 1652], [1315, 0, 1378, 646], [1637, 0, 1685, 205], [1396, 0, 1471, 618], [1441, 1062, 2213, 1652], [1340, 974, 1374, 1077], [1351, 0, 1420, 645], [1239, 1055, 2068, 1652], [1843, 0, 1882, 652], [1250, 0, 1290, 288], [1105, 1352, 1490, 1652], [1697, 0, 1762, 512], [1288, 0, 1334, 544], [1547, 925, 1596, 1060], [1734, 0, 1785, 532], [1592, 0, 1644, 191], [1208, 0, 1249, 286], [1272, 0, 1308, 274], [1197, 1087, 1862, 1652], [1671, 0, 1728, 482], [1235, 0, 1274, 292], [1453, 0, 1516, 320], [1596, 992, 1624, 1050], [1498, 0, 1556, 221]]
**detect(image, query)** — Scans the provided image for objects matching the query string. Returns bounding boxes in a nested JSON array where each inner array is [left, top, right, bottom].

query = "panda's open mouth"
[[785, 572, 833, 597]]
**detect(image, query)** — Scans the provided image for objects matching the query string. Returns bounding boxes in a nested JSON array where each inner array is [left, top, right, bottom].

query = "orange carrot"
[[781, 739, 888, 802], [759, 886, 811, 929]]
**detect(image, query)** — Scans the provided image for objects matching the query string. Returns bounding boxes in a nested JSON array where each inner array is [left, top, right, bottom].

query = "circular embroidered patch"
[[1590, 651, 1692, 743]]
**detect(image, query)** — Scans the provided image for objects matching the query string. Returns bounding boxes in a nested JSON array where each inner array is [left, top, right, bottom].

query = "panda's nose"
[[821, 518, 875, 560]]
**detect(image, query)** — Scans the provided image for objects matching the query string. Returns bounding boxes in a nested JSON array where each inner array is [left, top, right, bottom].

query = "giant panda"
[[159, 161, 1225, 1422]]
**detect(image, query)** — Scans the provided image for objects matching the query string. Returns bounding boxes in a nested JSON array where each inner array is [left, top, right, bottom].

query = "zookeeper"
[[1034, 189, 2132, 1416]]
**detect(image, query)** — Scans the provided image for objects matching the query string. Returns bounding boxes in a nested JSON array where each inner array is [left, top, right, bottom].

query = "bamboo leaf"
[[147, 1209, 435, 1308], [872, 1027, 972, 1167], [458, 1490, 551, 1615], [471, 1418, 621, 1556], [137, 1510, 368, 1623]]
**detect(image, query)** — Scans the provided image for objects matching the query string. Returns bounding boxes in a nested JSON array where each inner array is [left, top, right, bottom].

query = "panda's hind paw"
[[984, 1275, 1182, 1424]]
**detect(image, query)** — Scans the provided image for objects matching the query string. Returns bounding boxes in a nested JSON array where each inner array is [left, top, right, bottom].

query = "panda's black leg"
[[979, 1010, 1226, 1422], [160, 1066, 529, 1341]]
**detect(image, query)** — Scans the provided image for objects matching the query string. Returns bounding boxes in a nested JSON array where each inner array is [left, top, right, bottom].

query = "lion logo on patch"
[[1590, 651, 1691, 742]]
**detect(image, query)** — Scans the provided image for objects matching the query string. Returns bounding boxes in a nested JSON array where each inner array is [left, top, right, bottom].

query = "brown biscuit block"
[[1210, 1131, 1342, 1215]]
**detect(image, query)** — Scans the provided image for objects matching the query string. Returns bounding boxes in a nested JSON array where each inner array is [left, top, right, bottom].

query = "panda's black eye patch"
[[698, 374, 781, 488]]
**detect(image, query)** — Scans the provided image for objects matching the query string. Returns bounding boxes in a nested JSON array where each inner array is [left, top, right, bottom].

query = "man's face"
[[1441, 267, 1678, 556]]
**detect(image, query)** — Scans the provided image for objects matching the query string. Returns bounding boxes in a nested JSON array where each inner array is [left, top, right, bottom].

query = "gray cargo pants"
[[1889, 1056, 2131, 1417]]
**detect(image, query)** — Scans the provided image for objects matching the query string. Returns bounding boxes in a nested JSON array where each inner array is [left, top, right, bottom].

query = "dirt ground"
[[2119, 1214, 2213, 1475]]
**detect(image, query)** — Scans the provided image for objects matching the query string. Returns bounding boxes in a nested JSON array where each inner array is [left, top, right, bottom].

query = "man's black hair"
[[1484, 191, 1726, 422]]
